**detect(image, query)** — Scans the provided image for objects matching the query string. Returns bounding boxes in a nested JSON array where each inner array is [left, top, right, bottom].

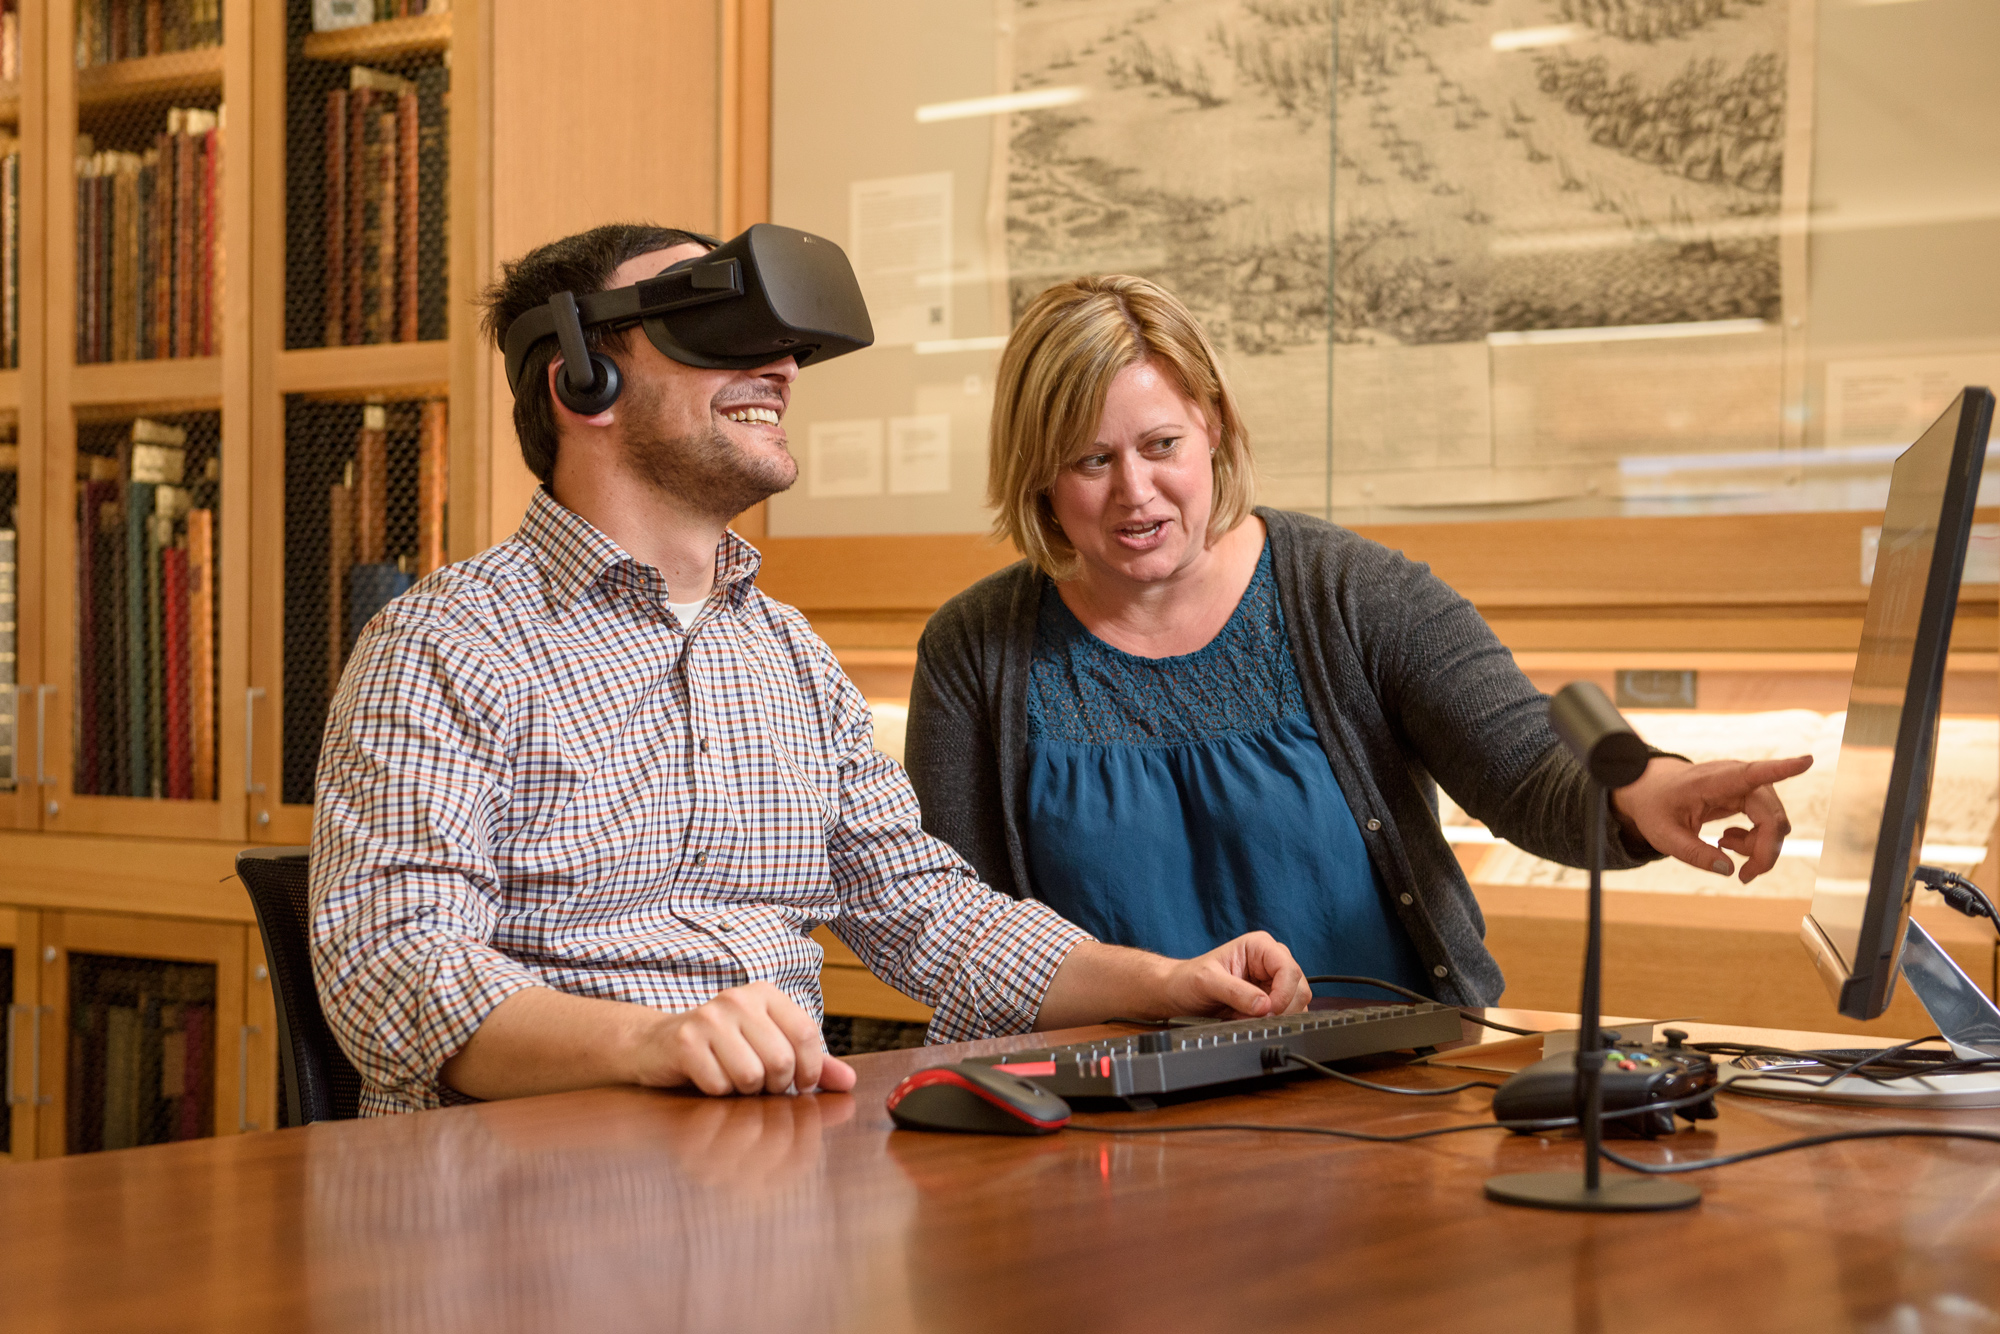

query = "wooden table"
[[4, 1010, 2000, 1332]]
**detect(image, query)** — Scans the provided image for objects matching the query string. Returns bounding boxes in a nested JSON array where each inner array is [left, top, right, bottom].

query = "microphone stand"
[[1484, 682, 1701, 1213]]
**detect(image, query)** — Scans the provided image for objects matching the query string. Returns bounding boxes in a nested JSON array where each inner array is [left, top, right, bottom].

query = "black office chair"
[[236, 847, 364, 1125]]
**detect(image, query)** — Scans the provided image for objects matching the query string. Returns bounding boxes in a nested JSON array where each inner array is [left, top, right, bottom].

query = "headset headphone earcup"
[[554, 351, 622, 416]]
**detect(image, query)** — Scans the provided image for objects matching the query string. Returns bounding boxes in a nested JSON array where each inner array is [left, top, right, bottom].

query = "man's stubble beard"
[[619, 374, 798, 522]]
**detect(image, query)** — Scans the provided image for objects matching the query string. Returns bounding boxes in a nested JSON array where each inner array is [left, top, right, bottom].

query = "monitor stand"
[[1727, 921, 2000, 1108]]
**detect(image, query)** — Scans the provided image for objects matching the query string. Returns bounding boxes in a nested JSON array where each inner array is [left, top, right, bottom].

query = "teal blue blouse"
[[1024, 544, 1428, 998]]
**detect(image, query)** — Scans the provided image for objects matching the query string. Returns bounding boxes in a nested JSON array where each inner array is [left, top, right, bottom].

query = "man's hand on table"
[[1610, 753, 1814, 884], [638, 981, 857, 1096], [1034, 930, 1310, 1030], [441, 981, 854, 1102]]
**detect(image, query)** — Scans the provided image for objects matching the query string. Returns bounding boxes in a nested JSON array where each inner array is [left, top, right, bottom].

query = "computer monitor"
[[1801, 386, 1995, 1021]]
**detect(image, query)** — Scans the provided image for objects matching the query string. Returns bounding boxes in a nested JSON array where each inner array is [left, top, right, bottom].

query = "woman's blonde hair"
[[988, 274, 1253, 579]]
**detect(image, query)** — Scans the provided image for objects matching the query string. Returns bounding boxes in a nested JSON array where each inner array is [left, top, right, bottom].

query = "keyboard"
[[966, 1003, 1465, 1100]]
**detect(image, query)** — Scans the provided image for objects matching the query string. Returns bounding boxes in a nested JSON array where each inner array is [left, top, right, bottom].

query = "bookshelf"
[[35, 0, 247, 844], [1, 0, 42, 835]]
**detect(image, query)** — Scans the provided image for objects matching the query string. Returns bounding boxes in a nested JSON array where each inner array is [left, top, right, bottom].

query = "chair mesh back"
[[236, 848, 364, 1123]]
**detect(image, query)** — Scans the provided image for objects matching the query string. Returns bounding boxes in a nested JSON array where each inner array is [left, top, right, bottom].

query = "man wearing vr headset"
[[309, 222, 1309, 1114]]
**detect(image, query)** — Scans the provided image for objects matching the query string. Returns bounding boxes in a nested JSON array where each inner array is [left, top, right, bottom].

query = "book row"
[[324, 398, 446, 698], [312, 0, 450, 30], [321, 63, 448, 346], [74, 416, 217, 801], [75, 107, 222, 364], [65, 956, 215, 1154], [75, 0, 221, 69]]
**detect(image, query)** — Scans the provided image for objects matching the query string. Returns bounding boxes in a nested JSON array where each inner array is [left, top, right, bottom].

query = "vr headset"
[[501, 223, 875, 415]]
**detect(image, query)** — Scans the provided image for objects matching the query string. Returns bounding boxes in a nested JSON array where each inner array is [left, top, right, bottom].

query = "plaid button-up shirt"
[[310, 488, 1089, 1115]]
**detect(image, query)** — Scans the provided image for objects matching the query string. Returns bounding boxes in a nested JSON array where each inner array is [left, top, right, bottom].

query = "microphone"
[[1548, 681, 1649, 790]]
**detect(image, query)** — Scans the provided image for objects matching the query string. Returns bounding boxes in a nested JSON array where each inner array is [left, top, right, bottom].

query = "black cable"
[[1283, 1051, 1502, 1096], [1914, 864, 2000, 932], [1600, 1127, 2000, 1175], [1698, 1034, 2000, 1087], [1303, 974, 1545, 1038], [1066, 1088, 1722, 1143]]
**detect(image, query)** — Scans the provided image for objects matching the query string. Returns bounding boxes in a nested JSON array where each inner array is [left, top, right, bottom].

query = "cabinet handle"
[[244, 688, 266, 796], [238, 1024, 262, 1132], [4, 1004, 19, 1107], [31, 1005, 51, 1107], [35, 684, 56, 785]]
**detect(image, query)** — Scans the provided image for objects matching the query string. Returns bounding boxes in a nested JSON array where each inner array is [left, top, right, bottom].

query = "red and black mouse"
[[886, 1062, 1072, 1135]]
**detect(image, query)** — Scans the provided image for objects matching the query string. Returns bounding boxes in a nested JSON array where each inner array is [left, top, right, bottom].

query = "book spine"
[[199, 128, 215, 357], [414, 64, 448, 342], [113, 161, 135, 362], [156, 133, 172, 358], [416, 398, 447, 575], [124, 479, 151, 796], [324, 88, 346, 346], [97, 166, 111, 363], [327, 480, 352, 693], [174, 127, 193, 358], [187, 506, 213, 800], [146, 504, 164, 798], [368, 108, 394, 344], [396, 89, 417, 343], [145, 0, 160, 55], [163, 542, 189, 799], [344, 87, 372, 344], [354, 405, 387, 564], [135, 156, 150, 360], [96, 484, 126, 795], [102, 1004, 140, 1151], [0, 523, 15, 789], [73, 484, 96, 792], [179, 1002, 209, 1140], [74, 159, 86, 361], [3, 151, 16, 369]]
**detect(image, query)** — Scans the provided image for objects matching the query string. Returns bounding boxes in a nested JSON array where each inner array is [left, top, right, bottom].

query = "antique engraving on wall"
[[1002, 0, 1802, 518]]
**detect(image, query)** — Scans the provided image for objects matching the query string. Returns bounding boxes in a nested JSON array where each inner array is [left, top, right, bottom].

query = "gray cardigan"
[[904, 506, 1656, 1006]]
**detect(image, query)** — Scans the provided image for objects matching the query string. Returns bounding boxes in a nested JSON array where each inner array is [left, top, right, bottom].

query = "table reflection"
[[304, 1089, 908, 1332]]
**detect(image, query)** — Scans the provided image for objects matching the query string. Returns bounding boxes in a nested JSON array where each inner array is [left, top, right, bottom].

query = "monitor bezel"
[[1804, 386, 1995, 1021]]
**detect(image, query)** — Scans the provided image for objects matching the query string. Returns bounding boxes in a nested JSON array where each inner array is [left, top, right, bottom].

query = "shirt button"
[[692, 851, 707, 866], [1399, 893, 1414, 906], [1433, 965, 1449, 979], [1366, 818, 1382, 832]]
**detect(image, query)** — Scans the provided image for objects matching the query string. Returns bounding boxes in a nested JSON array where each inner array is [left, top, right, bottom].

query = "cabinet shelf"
[[69, 358, 222, 410], [300, 14, 451, 63], [75, 47, 225, 111], [275, 341, 449, 398]]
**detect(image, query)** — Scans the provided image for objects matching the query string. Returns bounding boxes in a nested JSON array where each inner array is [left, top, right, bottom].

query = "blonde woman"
[[904, 275, 1808, 1005]]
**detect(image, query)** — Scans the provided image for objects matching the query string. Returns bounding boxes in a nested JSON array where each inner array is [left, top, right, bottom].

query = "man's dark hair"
[[479, 223, 717, 485]]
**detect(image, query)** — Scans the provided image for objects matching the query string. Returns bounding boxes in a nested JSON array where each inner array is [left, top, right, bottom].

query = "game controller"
[[1492, 1028, 1720, 1138]]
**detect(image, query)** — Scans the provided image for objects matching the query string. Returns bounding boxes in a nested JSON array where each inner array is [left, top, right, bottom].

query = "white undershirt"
[[668, 598, 706, 628]]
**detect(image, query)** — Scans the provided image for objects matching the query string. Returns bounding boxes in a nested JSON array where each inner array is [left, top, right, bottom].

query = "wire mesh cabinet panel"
[[284, 0, 450, 352], [34, 911, 257, 1158], [42, 0, 250, 843], [276, 394, 446, 815], [250, 1, 454, 842]]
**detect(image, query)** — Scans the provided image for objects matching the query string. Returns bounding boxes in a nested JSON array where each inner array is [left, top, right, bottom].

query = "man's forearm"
[[440, 986, 666, 1101], [1032, 940, 1177, 1030]]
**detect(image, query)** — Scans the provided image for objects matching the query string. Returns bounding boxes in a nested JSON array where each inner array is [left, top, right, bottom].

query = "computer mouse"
[[886, 1061, 1073, 1135]]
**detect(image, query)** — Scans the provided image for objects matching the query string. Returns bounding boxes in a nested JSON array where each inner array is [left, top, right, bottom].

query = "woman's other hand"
[[1609, 754, 1814, 883]]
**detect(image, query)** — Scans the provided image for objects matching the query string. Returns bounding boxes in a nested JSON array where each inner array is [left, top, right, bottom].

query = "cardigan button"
[[1433, 965, 1449, 979], [1399, 893, 1413, 906], [1366, 818, 1382, 832]]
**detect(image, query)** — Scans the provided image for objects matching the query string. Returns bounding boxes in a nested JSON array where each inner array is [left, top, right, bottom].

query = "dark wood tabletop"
[[4, 1011, 2000, 1333]]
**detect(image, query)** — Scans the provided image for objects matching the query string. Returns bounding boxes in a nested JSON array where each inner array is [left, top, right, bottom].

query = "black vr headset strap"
[[502, 258, 744, 397]]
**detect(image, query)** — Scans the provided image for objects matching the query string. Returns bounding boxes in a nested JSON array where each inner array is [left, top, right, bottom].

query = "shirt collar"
[[517, 487, 765, 612]]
